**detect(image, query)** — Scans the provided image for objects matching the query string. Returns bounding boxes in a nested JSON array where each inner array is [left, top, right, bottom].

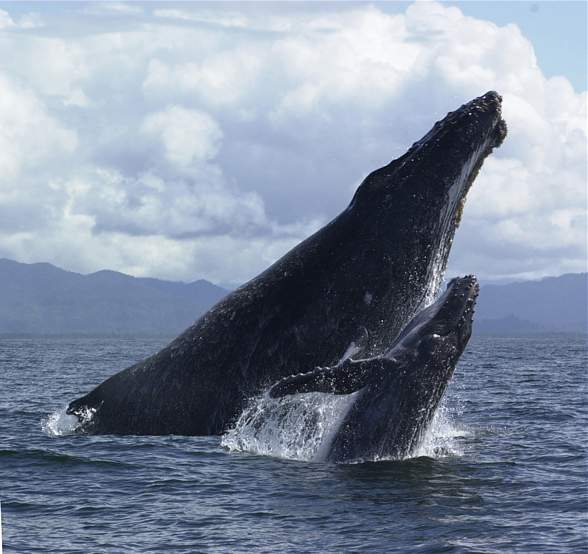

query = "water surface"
[[1, 335, 586, 552]]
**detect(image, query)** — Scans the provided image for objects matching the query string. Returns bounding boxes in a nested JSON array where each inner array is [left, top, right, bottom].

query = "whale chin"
[[67, 92, 505, 437]]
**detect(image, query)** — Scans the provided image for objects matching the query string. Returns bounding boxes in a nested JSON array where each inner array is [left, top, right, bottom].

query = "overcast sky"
[[0, 1, 586, 286]]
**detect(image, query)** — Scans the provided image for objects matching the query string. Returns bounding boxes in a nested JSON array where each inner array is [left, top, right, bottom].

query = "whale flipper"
[[268, 358, 398, 398]]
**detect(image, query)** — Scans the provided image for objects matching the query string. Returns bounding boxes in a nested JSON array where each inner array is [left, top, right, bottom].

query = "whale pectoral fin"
[[268, 359, 395, 398], [268, 366, 357, 397]]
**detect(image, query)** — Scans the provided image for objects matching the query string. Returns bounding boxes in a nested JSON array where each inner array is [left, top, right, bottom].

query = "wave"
[[0, 447, 131, 468]]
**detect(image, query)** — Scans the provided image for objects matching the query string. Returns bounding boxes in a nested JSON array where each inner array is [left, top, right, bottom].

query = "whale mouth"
[[402, 90, 507, 173], [352, 90, 506, 207], [478, 91, 507, 148], [436, 275, 479, 347], [398, 275, 479, 345], [424, 90, 506, 151], [416, 92, 503, 306], [440, 275, 479, 328]]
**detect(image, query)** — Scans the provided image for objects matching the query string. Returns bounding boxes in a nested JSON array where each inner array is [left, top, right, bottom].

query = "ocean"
[[1, 335, 586, 553]]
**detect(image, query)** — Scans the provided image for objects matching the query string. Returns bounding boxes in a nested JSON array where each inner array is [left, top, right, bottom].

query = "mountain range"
[[0, 258, 226, 335], [474, 272, 586, 334], [0, 258, 585, 336]]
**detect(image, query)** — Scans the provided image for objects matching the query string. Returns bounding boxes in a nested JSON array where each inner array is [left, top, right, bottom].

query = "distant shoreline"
[[1, 258, 586, 336], [1, 332, 585, 340]]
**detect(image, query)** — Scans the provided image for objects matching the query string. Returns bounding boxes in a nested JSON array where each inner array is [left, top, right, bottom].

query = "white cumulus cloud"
[[0, 73, 77, 180], [142, 106, 223, 167], [0, 1, 584, 285]]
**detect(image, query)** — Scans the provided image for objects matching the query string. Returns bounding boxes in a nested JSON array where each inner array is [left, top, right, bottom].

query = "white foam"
[[406, 403, 469, 460], [221, 392, 358, 462], [222, 391, 468, 463], [41, 406, 94, 437], [223, 389, 469, 464]]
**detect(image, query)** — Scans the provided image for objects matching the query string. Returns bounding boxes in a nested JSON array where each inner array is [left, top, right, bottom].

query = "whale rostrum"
[[67, 91, 506, 436]]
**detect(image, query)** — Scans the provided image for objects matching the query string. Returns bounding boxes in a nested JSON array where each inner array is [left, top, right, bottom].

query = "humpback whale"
[[67, 91, 506, 436], [268, 275, 479, 463]]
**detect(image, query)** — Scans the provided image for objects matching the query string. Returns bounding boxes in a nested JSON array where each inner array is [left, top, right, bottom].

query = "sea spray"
[[42, 406, 95, 437], [407, 402, 469, 459], [222, 393, 467, 463], [222, 392, 358, 462]]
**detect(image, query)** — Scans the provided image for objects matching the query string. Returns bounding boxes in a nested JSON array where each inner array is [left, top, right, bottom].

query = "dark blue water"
[[1, 335, 587, 553]]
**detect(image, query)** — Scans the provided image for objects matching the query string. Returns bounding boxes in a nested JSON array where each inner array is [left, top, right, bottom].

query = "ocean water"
[[1, 335, 586, 553]]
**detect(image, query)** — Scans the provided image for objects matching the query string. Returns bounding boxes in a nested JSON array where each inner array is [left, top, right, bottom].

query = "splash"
[[406, 403, 469, 459], [223, 392, 467, 463], [221, 392, 358, 462], [42, 406, 94, 437]]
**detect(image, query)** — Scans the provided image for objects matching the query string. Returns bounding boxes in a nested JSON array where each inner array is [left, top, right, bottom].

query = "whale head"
[[314, 91, 505, 357], [351, 91, 506, 212], [269, 275, 479, 463]]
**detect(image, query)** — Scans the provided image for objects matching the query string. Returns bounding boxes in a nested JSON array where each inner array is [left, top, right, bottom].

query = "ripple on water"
[[0, 335, 585, 553]]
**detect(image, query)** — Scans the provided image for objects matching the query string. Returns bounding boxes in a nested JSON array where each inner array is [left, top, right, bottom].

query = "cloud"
[[0, 2, 584, 285], [143, 50, 264, 109], [87, 3, 144, 16], [152, 8, 248, 29], [142, 105, 223, 167], [0, 73, 77, 180], [0, 34, 87, 105], [0, 9, 43, 30], [0, 9, 15, 29], [62, 166, 272, 239]]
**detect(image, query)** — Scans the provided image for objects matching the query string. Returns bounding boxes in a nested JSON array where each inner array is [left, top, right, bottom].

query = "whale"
[[67, 91, 506, 436], [268, 275, 479, 463]]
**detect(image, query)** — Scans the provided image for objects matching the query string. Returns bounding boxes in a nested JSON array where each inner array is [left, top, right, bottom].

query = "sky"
[[0, 1, 586, 287]]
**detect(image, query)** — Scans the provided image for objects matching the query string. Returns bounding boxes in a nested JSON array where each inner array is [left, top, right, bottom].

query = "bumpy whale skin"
[[68, 92, 506, 436]]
